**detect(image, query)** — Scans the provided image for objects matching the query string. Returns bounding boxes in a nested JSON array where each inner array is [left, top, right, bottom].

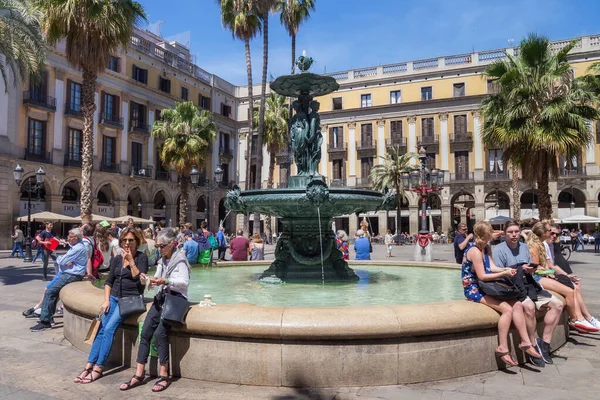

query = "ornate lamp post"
[[190, 164, 224, 231], [13, 163, 46, 262], [137, 200, 142, 217], [401, 147, 445, 258]]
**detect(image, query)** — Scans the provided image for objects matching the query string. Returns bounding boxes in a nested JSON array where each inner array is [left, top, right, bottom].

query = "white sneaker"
[[588, 316, 600, 329], [574, 319, 599, 332]]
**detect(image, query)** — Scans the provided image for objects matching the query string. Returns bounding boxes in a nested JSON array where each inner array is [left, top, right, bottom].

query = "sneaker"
[[537, 338, 553, 364], [50, 318, 55, 327], [528, 353, 545, 368], [25, 311, 41, 319], [588, 317, 600, 329], [22, 307, 35, 317], [30, 321, 51, 332], [573, 320, 600, 333]]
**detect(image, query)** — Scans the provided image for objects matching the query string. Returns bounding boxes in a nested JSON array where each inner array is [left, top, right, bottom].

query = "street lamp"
[[190, 164, 224, 231], [13, 163, 46, 262], [137, 200, 142, 217], [570, 186, 575, 216]]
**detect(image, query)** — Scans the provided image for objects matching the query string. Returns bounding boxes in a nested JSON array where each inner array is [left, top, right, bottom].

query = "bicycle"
[[560, 244, 571, 261]]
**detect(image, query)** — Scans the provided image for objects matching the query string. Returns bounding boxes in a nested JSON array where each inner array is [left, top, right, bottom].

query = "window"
[[181, 86, 188, 101], [390, 120, 403, 141], [199, 94, 211, 110], [102, 136, 116, 166], [360, 94, 372, 108], [454, 115, 467, 135], [488, 149, 504, 173], [332, 97, 343, 110], [102, 93, 118, 120], [155, 109, 162, 122], [453, 83, 465, 97], [221, 103, 232, 117], [426, 153, 436, 170], [131, 142, 143, 168], [132, 64, 148, 84], [62, 187, 78, 202], [28, 71, 48, 100], [27, 119, 45, 156], [421, 117, 434, 137], [108, 56, 120, 73], [360, 157, 373, 178], [68, 129, 82, 162], [390, 90, 401, 104], [220, 133, 231, 152], [130, 102, 147, 126], [332, 160, 344, 180], [67, 81, 82, 112], [421, 86, 433, 101], [329, 126, 343, 148], [159, 76, 171, 93], [487, 79, 500, 94], [221, 163, 229, 183], [454, 151, 469, 177], [360, 123, 373, 144]]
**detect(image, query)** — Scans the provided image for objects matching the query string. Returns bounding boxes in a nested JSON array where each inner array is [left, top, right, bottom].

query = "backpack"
[[208, 234, 219, 250], [197, 248, 212, 265], [83, 237, 104, 278], [31, 238, 37, 248]]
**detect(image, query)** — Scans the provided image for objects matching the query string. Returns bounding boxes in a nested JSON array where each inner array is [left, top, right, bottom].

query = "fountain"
[[225, 54, 395, 282]]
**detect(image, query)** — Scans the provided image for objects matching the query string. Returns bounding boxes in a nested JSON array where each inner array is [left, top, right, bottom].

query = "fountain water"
[[225, 55, 396, 282]]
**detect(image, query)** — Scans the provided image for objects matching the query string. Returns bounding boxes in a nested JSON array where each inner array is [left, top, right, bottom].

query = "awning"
[[559, 215, 600, 224], [17, 211, 79, 223], [114, 215, 155, 224], [71, 214, 117, 223], [486, 215, 514, 224]]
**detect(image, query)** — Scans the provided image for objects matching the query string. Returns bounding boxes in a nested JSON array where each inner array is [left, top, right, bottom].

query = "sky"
[[139, 0, 600, 86]]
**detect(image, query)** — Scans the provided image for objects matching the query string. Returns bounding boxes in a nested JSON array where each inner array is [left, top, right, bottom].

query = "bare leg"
[[480, 296, 515, 363], [573, 284, 592, 320], [539, 278, 583, 321], [522, 299, 537, 346], [119, 363, 145, 390], [542, 299, 564, 344]]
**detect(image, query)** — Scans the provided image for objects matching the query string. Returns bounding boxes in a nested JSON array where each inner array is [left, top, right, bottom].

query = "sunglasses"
[[121, 238, 136, 243], [156, 243, 171, 249], [550, 232, 559, 236]]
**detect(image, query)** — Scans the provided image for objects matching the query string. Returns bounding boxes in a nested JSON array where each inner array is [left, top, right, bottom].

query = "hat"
[[184, 230, 194, 237], [356, 229, 364, 237]]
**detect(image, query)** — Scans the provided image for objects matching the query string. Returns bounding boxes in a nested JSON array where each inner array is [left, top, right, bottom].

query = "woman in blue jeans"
[[74, 227, 148, 384]]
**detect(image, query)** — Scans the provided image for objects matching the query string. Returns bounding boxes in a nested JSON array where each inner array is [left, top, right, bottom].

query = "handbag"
[[118, 263, 146, 318], [477, 278, 524, 300], [161, 292, 190, 327], [84, 312, 103, 345]]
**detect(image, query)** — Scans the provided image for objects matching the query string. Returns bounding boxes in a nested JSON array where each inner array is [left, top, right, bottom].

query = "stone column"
[[53, 69, 66, 151], [115, 200, 128, 219], [409, 206, 419, 234], [376, 118, 385, 165], [142, 202, 153, 221], [439, 112, 449, 170], [472, 111, 483, 180], [147, 106, 155, 167], [441, 205, 452, 236], [378, 210, 387, 235], [585, 200, 598, 217], [348, 121, 357, 186], [474, 202, 485, 224], [239, 135, 248, 186], [407, 116, 417, 165], [349, 214, 358, 236], [121, 95, 130, 162], [586, 121, 597, 175], [47, 194, 63, 214]]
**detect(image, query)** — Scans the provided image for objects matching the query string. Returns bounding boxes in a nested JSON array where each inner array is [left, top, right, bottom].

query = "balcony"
[[327, 143, 347, 160], [155, 170, 170, 181], [24, 149, 52, 164], [450, 172, 474, 182], [219, 147, 234, 159], [417, 134, 439, 151], [100, 160, 120, 173], [63, 154, 81, 167], [23, 91, 56, 111], [559, 166, 586, 177], [329, 179, 346, 188], [130, 165, 152, 178], [355, 177, 372, 188], [129, 120, 150, 134], [450, 132, 473, 152], [64, 102, 83, 118], [484, 170, 510, 181], [385, 137, 407, 151], [356, 139, 377, 156], [100, 113, 123, 129]]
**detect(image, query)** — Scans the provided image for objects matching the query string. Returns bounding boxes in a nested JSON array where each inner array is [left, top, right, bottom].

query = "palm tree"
[[277, 0, 315, 74], [0, 0, 46, 90], [219, 0, 261, 234], [34, 0, 146, 221], [253, 93, 289, 238], [481, 34, 598, 220], [152, 102, 216, 225], [370, 147, 415, 235]]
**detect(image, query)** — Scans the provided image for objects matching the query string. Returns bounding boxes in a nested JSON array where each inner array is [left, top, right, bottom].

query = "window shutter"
[[329, 127, 334, 146], [41, 122, 46, 153]]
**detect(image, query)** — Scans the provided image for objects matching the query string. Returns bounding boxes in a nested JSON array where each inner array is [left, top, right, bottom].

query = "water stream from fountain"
[[317, 207, 325, 284]]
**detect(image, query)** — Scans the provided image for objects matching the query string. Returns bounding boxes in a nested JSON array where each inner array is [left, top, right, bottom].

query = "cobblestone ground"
[[0, 244, 599, 399]]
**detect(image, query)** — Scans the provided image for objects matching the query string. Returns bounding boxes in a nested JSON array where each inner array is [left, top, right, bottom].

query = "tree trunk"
[[80, 66, 97, 223], [179, 179, 188, 226], [253, 12, 269, 236], [537, 167, 552, 220], [243, 38, 253, 235], [291, 34, 296, 74], [511, 162, 521, 222], [395, 184, 402, 235]]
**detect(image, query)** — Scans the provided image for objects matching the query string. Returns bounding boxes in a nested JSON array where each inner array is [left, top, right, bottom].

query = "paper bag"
[[84, 313, 102, 345]]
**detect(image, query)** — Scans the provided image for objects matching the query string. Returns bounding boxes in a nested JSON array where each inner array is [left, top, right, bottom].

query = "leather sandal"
[[81, 368, 103, 384], [151, 375, 171, 392], [495, 350, 518, 366], [73, 368, 92, 383], [519, 344, 542, 358], [119, 374, 144, 391]]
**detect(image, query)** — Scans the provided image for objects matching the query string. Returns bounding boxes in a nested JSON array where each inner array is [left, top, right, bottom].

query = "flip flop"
[[151, 376, 171, 392], [73, 368, 92, 383], [495, 350, 518, 367], [519, 344, 542, 358], [119, 374, 144, 391]]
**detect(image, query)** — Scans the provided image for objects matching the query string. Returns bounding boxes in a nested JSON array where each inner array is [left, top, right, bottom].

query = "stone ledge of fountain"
[[60, 275, 569, 387]]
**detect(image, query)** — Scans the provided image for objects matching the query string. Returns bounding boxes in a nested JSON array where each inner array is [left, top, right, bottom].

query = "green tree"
[[253, 93, 289, 238], [277, 0, 315, 74], [219, 0, 261, 234], [0, 0, 46, 90], [152, 102, 216, 225], [34, 0, 146, 221], [481, 34, 598, 220], [370, 147, 415, 235]]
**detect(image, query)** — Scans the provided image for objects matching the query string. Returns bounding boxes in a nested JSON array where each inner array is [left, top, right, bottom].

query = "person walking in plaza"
[[182, 230, 199, 264], [30, 228, 90, 332], [354, 229, 371, 260], [574, 229, 585, 252], [454, 223, 473, 264], [10, 225, 25, 258], [31, 229, 44, 263], [74, 227, 148, 384], [461, 221, 541, 367], [37, 221, 58, 281], [249, 232, 265, 261], [216, 227, 227, 261], [336, 230, 349, 261], [120, 228, 190, 393], [229, 229, 250, 261], [593, 228, 600, 253], [384, 229, 394, 257]]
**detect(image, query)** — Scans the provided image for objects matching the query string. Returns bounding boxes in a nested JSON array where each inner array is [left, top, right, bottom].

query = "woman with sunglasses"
[[120, 228, 190, 393], [74, 227, 148, 384]]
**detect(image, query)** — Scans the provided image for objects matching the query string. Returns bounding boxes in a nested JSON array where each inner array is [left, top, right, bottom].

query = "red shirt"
[[229, 236, 249, 261]]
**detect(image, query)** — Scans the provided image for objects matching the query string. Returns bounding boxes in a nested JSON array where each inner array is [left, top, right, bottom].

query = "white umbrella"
[[115, 215, 155, 224], [486, 215, 514, 225], [17, 211, 79, 223], [560, 215, 600, 224]]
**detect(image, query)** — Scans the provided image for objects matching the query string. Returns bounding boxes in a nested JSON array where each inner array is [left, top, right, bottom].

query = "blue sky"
[[140, 0, 600, 86]]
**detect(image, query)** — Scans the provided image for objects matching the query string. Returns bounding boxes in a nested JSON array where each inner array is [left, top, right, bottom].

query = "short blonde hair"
[[473, 221, 493, 248]]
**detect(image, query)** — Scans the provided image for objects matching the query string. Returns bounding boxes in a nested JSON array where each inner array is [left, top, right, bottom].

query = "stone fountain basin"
[[60, 261, 569, 387], [236, 187, 387, 218]]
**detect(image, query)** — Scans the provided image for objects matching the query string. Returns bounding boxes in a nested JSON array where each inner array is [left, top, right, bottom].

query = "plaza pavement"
[[0, 243, 599, 399]]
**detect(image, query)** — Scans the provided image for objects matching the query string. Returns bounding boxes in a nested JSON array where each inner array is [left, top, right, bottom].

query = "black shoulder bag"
[[118, 259, 146, 318], [160, 258, 190, 327], [477, 254, 526, 301]]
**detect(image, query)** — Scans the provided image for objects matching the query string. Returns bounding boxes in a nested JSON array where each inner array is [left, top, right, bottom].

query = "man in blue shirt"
[[31, 228, 89, 332], [216, 227, 227, 260], [182, 230, 199, 265], [354, 229, 371, 260]]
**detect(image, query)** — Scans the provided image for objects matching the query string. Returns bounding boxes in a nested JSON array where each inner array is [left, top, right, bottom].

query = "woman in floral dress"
[[336, 230, 349, 261]]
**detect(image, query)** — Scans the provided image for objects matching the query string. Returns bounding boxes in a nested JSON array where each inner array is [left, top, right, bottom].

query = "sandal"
[[73, 368, 92, 383], [495, 350, 518, 366], [152, 376, 171, 392], [81, 368, 103, 384], [119, 374, 144, 391], [519, 344, 542, 358]]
